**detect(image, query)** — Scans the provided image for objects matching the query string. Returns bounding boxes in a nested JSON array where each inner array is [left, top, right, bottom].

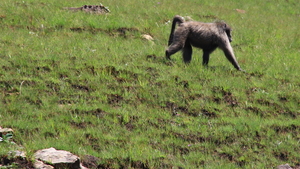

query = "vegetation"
[[0, 0, 299, 168]]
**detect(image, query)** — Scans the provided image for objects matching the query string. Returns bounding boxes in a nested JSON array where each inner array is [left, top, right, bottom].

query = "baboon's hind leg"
[[166, 27, 189, 60], [166, 43, 184, 60], [166, 37, 186, 60], [182, 40, 192, 63]]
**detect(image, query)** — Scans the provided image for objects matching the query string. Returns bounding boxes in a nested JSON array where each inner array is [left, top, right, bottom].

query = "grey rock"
[[34, 147, 87, 169], [64, 4, 110, 14], [8, 150, 26, 158], [0, 127, 14, 134], [0, 127, 14, 139], [277, 164, 293, 169], [34, 160, 54, 169]]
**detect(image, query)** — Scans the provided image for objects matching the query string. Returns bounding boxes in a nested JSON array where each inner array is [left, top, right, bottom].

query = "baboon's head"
[[216, 22, 232, 42], [223, 23, 232, 42]]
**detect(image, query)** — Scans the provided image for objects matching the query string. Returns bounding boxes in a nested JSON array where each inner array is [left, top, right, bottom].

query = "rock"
[[64, 4, 110, 14], [0, 127, 13, 136], [0, 127, 15, 144], [81, 155, 100, 169], [236, 9, 246, 13], [8, 150, 26, 159], [277, 164, 293, 169], [141, 34, 154, 41], [1, 151, 29, 168], [34, 160, 54, 169], [34, 147, 87, 169], [184, 16, 193, 21]]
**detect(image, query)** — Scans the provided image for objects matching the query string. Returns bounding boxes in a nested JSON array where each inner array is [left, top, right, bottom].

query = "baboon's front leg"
[[202, 47, 217, 66], [202, 51, 210, 65], [220, 43, 242, 70]]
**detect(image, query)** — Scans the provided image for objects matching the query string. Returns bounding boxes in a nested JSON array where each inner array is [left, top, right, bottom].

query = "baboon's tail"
[[168, 15, 185, 46]]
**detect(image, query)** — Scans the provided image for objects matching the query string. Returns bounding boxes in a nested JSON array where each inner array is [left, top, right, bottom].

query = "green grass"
[[0, 0, 299, 168]]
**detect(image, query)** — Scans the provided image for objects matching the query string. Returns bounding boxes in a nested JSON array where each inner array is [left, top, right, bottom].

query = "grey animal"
[[166, 15, 242, 71], [64, 4, 110, 14]]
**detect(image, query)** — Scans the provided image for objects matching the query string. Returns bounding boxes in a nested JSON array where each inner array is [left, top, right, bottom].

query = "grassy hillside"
[[0, 0, 299, 168]]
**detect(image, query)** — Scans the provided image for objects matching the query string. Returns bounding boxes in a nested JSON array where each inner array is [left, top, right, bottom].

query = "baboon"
[[166, 15, 242, 71]]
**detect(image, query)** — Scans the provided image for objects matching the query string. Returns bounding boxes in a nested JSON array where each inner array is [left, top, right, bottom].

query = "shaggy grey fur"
[[166, 15, 242, 71]]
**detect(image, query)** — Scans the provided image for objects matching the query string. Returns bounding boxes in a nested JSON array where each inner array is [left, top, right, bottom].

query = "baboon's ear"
[[224, 23, 228, 29], [224, 23, 232, 32]]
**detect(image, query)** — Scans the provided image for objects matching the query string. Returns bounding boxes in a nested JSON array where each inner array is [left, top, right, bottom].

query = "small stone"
[[0, 128, 14, 135], [277, 164, 293, 169], [236, 9, 246, 13], [8, 150, 26, 158], [141, 34, 154, 41], [34, 160, 54, 169]]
